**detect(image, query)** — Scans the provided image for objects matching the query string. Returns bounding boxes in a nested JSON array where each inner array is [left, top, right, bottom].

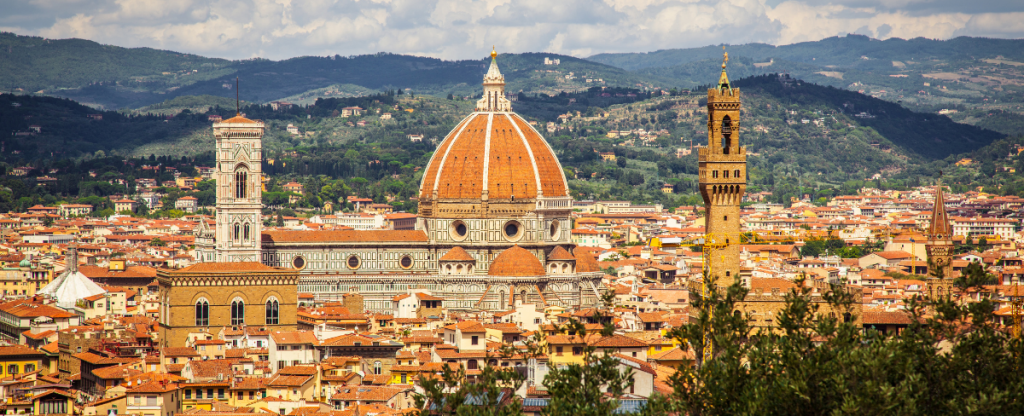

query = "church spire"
[[928, 179, 951, 240], [477, 46, 512, 112]]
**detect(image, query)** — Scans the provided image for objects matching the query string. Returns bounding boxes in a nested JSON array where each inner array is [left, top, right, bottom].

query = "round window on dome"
[[292, 256, 306, 270], [451, 221, 468, 241], [400, 255, 413, 269], [504, 221, 523, 241], [346, 255, 361, 270]]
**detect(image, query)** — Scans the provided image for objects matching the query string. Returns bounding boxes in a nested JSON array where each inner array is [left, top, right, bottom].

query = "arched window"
[[721, 116, 733, 154], [234, 224, 240, 241], [195, 299, 209, 326], [373, 361, 382, 375], [266, 299, 279, 325], [231, 299, 245, 326], [235, 169, 248, 199], [243, 223, 250, 242]]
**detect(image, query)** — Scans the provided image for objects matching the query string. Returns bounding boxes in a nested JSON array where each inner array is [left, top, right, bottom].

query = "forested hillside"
[[588, 35, 1024, 138], [0, 32, 662, 110], [1, 71, 1007, 211]]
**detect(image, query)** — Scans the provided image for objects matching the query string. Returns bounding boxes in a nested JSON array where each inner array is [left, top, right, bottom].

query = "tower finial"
[[718, 46, 731, 92], [235, 76, 240, 116], [491, 46, 497, 60]]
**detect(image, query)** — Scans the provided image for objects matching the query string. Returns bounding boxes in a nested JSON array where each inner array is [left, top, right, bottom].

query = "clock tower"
[[699, 51, 746, 287]]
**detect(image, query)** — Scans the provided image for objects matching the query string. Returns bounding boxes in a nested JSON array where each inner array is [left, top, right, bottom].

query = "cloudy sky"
[[2, 0, 1022, 60]]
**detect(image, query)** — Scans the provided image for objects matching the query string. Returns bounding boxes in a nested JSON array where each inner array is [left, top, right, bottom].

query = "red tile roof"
[[490, 245, 545, 276]]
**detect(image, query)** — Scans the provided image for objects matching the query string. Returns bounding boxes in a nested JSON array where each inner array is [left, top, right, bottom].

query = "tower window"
[[235, 170, 248, 199], [735, 169, 741, 178], [233, 224, 240, 241], [722, 115, 733, 154], [713, 171, 719, 179], [724, 216, 728, 221], [243, 223, 250, 241], [724, 170, 730, 178]]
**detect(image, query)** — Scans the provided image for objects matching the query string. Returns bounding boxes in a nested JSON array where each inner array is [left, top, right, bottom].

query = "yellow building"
[[0, 345, 44, 377]]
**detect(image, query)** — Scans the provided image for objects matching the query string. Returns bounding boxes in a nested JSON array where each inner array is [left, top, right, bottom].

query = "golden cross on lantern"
[[722, 46, 729, 69]]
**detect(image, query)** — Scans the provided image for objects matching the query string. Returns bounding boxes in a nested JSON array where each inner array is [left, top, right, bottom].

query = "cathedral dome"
[[418, 51, 568, 205], [489, 245, 545, 276], [418, 113, 568, 202]]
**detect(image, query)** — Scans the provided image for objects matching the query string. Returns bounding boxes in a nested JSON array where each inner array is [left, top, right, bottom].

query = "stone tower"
[[212, 114, 264, 263], [926, 180, 954, 297], [699, 51, 746, 287]]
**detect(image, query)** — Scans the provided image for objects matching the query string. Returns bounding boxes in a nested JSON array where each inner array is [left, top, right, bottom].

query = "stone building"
[[698, 52, 746, 287], [193, 50, 603, 314], [194, 113, 265, 263], [157, 262, 299, 348], [926, 181, 955, 298]]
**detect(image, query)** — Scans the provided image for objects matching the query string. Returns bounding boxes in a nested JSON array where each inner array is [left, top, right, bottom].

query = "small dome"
[[547, 246, 574, 261], [490, 245, 545, 276], [574, 249, 602, 273], [19, 259, 30, 267], [439, 247, 475, 262]]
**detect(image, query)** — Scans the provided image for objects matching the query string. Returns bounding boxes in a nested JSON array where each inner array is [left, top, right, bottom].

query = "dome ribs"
[[512, 115, 568, 197], [420, 114, 473, 199], [418, 111, 569, 208], [437, 115, 489, 199], [489, 115, 530, 200]]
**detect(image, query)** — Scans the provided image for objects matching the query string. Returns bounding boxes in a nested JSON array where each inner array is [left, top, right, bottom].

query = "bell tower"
[[699, 49, 746, 287], [211, 108, 264, 263], [926, 179, 954, 297]]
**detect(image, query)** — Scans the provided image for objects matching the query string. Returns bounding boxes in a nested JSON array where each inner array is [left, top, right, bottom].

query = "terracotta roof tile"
[[489, 245, 545, 276], [439, 247, 475, 262], [547, 246, 574, 261]]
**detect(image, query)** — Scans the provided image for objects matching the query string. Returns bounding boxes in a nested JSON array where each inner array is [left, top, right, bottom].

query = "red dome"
[[419, 112, 568, 201], [489, 245, 545, 276]]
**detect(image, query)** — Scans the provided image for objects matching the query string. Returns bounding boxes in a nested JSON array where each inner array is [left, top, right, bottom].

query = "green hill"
[[0, 32, 666, 110], [588, 35, 1024, 136]]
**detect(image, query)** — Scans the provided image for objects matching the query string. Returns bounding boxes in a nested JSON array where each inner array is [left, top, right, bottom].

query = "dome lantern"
[[477, 47, 512, 112]]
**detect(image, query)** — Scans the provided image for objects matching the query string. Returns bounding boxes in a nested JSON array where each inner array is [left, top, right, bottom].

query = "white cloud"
[[1, 0, 1022, 60]]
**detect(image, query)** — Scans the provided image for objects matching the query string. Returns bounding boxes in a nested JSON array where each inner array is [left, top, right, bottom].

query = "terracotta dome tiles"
[[547, 246, 574, 261], [419, 112, 568, 202], [439, 246, 475, 262], [489, 245, 546, 277]]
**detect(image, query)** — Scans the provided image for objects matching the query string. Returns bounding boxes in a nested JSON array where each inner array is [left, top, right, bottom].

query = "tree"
[[616, 157, 627, 168], [276, 213, 284, 227], [664, 267, 1024, 415], [150, 237, 166, 247]]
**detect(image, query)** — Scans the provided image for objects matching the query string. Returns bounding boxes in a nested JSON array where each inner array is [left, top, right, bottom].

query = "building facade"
[[157, 262, 299, 348]]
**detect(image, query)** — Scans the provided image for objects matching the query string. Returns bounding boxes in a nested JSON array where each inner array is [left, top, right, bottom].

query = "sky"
[[1, 0, 1022, 61]]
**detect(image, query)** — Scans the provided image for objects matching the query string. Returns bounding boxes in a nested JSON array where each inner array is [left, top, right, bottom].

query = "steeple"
[[718, 46, 731, 93], [928, 179, 951, 239], [476, 46, 512, 112]]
